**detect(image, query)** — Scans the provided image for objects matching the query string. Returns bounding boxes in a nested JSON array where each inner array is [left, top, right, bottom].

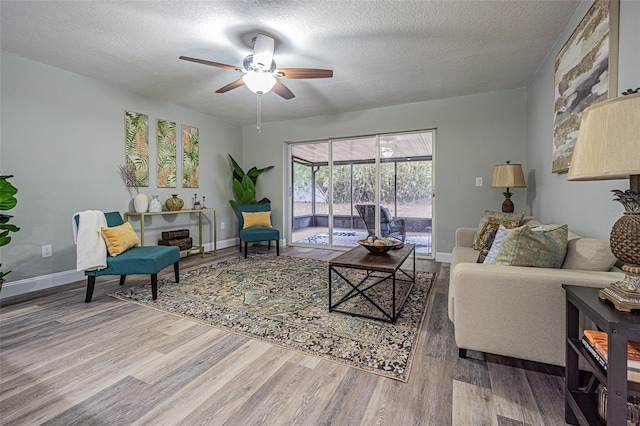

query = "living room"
[[1, 0, 639, 423]]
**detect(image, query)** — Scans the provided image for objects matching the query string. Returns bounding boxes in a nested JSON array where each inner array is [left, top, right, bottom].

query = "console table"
[[124, 208, 216, 257], [564, 284, 640, 426]]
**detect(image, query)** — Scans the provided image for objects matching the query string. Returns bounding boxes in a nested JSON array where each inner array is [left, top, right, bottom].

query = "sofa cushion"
[[495, 224, 568, 268], [476, 228, 497, 263], [562, 237, 617, 271], [472, 210, 525, 249], [483, 225, 512, 264]]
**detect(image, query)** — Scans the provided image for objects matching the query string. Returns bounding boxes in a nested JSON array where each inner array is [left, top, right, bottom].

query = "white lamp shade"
[[567, 93, 640, 181], [242, 72, 277, 94], [491, 163, 526, 188]]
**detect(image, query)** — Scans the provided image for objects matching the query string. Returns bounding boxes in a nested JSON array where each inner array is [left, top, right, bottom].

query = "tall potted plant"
[[0, 174, 20, 290], [228, 154, 274, 213]]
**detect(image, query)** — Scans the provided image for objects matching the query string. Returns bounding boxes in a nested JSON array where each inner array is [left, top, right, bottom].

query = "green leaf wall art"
[[182, 124, 199, 188], [157, 119, 177, 188], [125, 110, 149, 187]]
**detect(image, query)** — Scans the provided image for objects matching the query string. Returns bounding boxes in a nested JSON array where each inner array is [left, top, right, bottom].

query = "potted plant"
[[228, 154, 274, 213], [0, 174, 20, 290]]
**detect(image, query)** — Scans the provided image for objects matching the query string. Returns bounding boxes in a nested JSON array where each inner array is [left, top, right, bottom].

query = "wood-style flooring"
[[0, 246, 568, 425]]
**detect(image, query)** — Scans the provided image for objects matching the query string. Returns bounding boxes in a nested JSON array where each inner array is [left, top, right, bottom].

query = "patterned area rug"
[[110, 254, 434, 381]]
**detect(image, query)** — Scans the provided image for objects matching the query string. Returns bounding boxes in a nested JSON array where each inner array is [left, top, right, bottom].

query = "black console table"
[[564, 284, 640, 426]]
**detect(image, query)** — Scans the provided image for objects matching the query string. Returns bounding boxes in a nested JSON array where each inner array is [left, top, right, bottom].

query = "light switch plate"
[[476, 177, 483, 187]]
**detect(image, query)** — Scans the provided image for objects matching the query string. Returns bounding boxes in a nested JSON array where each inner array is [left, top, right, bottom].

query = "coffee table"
[[328, 244, 416, 323]]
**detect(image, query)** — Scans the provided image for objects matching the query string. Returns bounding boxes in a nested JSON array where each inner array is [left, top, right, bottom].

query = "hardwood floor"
[[0, 246, 568, 425]]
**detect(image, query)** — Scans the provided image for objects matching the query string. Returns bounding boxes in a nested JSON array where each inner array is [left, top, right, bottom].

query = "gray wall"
[[242, 89, 528, 258], [525, 0, 640, 239], [1, 53, 242, 292]]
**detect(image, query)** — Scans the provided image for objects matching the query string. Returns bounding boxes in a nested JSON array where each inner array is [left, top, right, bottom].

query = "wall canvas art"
[[125, 110, 149, 187], [157, 119, 177, 188], [182, 124, 199, 188], [552, 0, 618, 173]]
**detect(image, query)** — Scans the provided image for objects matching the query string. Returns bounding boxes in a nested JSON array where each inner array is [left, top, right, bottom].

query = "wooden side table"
[[563, 284, 640, 426]]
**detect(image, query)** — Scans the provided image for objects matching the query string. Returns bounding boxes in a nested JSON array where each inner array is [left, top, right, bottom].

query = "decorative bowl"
[[358, 238, 403, 254]]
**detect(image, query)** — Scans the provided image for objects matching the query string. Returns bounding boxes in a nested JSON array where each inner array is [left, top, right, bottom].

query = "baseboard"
[[435, 252, 452, 263], [0, 269, 85, 299]]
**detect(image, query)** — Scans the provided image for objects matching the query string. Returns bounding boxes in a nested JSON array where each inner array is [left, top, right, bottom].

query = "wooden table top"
[[329, 244, 415, 273]]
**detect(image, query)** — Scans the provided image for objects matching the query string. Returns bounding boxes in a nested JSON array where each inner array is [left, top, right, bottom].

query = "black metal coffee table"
[[328, 244, 415, 323]]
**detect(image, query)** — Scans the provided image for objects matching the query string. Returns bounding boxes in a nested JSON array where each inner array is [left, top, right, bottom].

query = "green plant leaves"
[[0, 177, 18, 211]]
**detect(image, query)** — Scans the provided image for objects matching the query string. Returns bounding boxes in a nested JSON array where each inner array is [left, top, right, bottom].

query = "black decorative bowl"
[[358, 239, 403, 254]]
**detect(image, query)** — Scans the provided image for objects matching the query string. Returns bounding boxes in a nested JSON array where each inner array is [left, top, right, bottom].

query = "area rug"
[[110, 254, 434, 381]]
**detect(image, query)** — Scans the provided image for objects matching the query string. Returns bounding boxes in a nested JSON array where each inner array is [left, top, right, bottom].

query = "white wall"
[[525, 0, 640, 239], [242, 89, 528, 257], [0, 53, 242, 295]]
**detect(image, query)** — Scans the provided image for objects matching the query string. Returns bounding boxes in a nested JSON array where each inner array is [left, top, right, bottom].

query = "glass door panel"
[[332, 137, 376, 248]]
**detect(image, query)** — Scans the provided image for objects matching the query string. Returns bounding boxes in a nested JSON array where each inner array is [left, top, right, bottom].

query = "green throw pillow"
[[495, 224, 568, 268], [472, 210, 525, 250]]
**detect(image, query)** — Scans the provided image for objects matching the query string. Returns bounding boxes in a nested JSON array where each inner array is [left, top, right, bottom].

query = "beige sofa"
[[448, 217, 624, 367]]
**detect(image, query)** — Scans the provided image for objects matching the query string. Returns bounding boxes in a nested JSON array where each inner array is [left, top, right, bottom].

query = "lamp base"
[[501, 190, 514, 213], [599, 270, 640, 312]]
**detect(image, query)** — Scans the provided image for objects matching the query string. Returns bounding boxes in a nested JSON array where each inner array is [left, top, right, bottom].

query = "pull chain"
[[256, 93, 262, 133]]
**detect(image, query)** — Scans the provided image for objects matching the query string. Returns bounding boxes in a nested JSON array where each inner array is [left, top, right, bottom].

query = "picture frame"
[[552, 0, 619, 174]]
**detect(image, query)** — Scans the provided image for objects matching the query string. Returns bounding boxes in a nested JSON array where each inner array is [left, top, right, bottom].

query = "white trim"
[[0, 269, 85, 299], [435, 252, 452, 264]]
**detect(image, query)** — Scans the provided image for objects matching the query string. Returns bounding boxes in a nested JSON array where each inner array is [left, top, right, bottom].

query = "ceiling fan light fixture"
[[242, 71, 277, 94]]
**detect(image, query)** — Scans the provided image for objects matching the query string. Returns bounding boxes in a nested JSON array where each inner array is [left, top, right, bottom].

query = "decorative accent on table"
[[182, 124, 199, 188], [192, 193, 201, 210], [124, 110, 149, 186], [0, 174, 20, 290], [118, 163, 148, 213], [148, 195, 162, 212], [568, 92, 640, 311], [201, 196, 206, 209], [157, 119, 177, 188], [552, 0, 619, 173], [491, 161, 527, 213], [165, 194, 184, 211], [133, 193, 149, 213]]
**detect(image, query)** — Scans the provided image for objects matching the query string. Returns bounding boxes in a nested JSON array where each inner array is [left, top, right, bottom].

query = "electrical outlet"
[[476, 177, 483, 187], [42, 245, 52, 258], [220, 222, 225, 230]]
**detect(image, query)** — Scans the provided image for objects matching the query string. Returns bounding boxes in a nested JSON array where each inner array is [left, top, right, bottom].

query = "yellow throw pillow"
[[242, 211, 272, 229], [101, 222, 140, 256]]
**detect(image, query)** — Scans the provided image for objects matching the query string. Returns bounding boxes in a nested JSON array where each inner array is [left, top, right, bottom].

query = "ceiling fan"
[[179, 33, 333, 100]]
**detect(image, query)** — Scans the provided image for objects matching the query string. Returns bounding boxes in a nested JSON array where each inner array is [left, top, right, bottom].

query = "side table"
[[124, 208, 216, 258], [564, 284, 640, 426]]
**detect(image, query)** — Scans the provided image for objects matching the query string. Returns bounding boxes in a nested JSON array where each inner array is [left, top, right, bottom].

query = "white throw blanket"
[[72, 210, 108, 271]]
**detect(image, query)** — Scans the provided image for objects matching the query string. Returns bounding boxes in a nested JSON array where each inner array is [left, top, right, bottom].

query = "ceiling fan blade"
[[179, 56, 243, 72], [275, 68, 333, 79], [272, 80, 295, 100], [252, 34, 275, 69], [216, 78, 245, 93]]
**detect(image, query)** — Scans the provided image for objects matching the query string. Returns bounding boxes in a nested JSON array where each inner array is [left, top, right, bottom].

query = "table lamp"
[[567, 92, 640, 311], [491, 161, 527, 213]]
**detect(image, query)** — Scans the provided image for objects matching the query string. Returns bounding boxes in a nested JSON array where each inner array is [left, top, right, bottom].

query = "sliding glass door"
[[289, 131, 434, 257]]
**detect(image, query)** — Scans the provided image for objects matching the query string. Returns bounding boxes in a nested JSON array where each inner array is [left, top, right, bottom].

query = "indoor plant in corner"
[[228, 154, 274, 213], [0, 174, 20, 292]]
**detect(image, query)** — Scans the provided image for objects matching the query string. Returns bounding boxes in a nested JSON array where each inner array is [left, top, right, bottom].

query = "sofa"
[[448, 215, 624, 367]]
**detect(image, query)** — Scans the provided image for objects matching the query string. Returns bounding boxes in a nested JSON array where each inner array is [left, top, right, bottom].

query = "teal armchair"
[[237, 204, 280, 259], [74, 211, 180, 302]]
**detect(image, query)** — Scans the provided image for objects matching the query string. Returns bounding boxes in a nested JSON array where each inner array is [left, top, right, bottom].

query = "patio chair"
[[237, 204, 280, 258], [74, 211, 180, 302], [355, 204, 406, 242]]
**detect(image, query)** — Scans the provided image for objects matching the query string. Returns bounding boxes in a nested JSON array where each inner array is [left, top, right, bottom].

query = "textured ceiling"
[[0, 0, 580, 126]]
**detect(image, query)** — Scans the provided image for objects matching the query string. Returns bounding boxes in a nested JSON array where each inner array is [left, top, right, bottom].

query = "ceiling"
[[0, 0, 580, 126]]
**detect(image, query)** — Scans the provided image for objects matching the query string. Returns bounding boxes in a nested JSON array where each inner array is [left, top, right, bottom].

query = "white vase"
[[149, 195, 162, 212], [134, 193, 149, 213]]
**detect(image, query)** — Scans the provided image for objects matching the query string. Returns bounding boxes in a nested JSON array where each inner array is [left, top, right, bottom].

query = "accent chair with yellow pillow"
[[238, 204, 280, 259], [74, 211, 180, 302]]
